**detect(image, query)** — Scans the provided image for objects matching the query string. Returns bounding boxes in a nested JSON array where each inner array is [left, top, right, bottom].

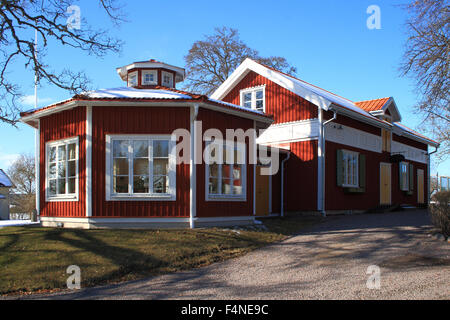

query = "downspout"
[[280, 152, 291, 217], [320, 108, 337, 217], [34, 119, 40, 221], [189, 104, 199, 229], [427, 145, 439, 206]]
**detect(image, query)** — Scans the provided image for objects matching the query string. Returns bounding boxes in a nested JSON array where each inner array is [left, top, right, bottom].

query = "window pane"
[[153, 140, 169, 157], [233, 166, 241, 180], [114, 176, 129, 193], [58, 145, 66, 160], [209, 164, 219, 178], [113, 158, 128, 175], [222, 164, 232, 180], [58, 161, 66, 178], [49, 180, 56, 195], [222, 178, 233, 195], [133, 176, 149, 193], [133, 159, 149, 175], [255, 90, 263, 99], [153, 159, 168, 175], [57, 179, 66, 194], [68, 143, 76, 160], [233, 179, 243, 195], [49, 163, 56, 179], [256, 100, 264, 110], [68, 160, 76, 177], [244, 92, 252, 102], [68, 178, 76, 194], [209, 178, 219, 194], [49, 147, 56, 162], [133, 140, 148, 158], [113, 140, 128, 157], [153, 176, 168, 193]]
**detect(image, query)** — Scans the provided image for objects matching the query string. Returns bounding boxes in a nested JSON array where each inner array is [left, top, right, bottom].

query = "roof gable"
[[0, 169, 13, 188], [355, 97, 402, 122]]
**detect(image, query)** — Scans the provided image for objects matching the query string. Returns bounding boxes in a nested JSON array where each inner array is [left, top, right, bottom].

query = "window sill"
[[107, 194, 176, 201], [206, 195, 246, 202], [46, 195, 79, 202], [343, 187, 365, 194]]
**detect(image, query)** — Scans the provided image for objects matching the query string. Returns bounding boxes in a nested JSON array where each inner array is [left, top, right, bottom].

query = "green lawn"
[[0, 215, 320, 296]]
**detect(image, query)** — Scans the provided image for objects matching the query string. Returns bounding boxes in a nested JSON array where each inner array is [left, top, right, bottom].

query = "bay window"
[[106, 135, 176, 200], [206, 141, 246, 200], [46, 137, 79, 201]]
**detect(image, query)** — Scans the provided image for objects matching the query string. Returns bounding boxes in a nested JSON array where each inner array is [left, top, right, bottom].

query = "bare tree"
[[7, 153, 35, 215], [184, 27, 297, 96], [400, 0, 449, 160], [0, 0, 125, 125]]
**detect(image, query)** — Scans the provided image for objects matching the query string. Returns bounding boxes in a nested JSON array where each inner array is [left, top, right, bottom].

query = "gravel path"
[[10, 210, 450, 300]]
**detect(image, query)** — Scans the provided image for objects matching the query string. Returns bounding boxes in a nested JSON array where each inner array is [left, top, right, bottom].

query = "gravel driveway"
[[11, 209, 450, 300]]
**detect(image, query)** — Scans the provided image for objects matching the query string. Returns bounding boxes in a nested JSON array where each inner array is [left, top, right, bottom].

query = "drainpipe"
[[189, 104, 199, 229], [320, 108, 337, 217], [427, 145, 439, 206], [280, 152, 291, 217]]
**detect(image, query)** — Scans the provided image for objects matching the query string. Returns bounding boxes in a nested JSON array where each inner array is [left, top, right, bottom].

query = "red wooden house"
[[20, 58, 438, 228], [212, 58, 439, 216]]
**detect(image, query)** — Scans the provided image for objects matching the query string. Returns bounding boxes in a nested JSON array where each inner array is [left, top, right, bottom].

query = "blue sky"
[[0, 0, 448, 176]]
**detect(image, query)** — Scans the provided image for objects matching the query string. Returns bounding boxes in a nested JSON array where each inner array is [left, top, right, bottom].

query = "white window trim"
[[205, 140, 247, 202], [141, 70, 158, 85], [400, 161, 409, 191], [45, 136, 79, 202], [342, 149, 359, 188], [240, 85, 266, 112], [105, 134, 176, 201], [161, 71, 174, 88], [127, 71, 138, 87]]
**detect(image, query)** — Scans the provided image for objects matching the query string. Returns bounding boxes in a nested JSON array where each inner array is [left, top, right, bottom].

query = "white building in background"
[[0, 169, 13, 220]]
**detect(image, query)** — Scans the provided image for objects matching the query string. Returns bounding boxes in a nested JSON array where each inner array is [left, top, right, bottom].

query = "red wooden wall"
[[39, 106, 86, 217], [222, 71, 318, 124], [91, 106, 190, 218], [196, 108, 255, 217]]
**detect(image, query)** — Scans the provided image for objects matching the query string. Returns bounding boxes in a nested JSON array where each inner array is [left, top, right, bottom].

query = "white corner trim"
[[86, 106, 92, 217]]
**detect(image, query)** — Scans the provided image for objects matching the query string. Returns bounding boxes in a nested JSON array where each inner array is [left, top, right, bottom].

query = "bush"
[[430, 191, 450, 237]]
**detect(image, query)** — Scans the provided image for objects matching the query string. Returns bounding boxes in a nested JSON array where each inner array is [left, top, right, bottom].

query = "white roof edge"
[[393, 123, 439, 147]]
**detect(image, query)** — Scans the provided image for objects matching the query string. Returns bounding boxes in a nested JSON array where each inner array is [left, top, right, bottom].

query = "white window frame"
[[142, 70, 158, 85], [161, 71, 174, 87], [240, 85, 266, 112], [105, 134, 176, 201], [400, 161, 409, 191], [45, 136, 79, 202], [127, 71, 138, 87], [205, 140, 247, 201], [342, 150, 359, 188]]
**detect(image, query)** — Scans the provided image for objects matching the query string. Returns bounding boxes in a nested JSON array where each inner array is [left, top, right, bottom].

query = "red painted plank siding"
[[393, 133, 428, 151], [324, 111, 381, 136], [39, 106, 86, 217], [196, 108, 254, 217], [286, 140, 318, 211], [325, 140, 428, 210], [91, 106, 190, 218], [222, 71, 318, 124]]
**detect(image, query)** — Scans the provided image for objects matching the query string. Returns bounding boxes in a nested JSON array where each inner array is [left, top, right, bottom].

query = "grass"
[[0, 215, 320, 296]]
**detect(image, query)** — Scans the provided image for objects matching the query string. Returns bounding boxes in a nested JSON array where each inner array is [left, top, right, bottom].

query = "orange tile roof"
[[355, 97, 390, 112]]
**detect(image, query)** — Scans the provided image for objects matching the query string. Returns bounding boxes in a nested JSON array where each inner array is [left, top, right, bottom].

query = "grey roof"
[[0, 169, 13, 187]]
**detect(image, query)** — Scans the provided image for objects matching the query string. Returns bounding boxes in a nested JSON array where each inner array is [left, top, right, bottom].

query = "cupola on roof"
[[116, 59, 185, 89]]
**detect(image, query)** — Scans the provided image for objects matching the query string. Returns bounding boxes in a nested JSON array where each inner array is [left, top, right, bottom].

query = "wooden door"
[[380, 163, 391, 205], [417, 169, 424, 204], [255, 166, 270, 216]]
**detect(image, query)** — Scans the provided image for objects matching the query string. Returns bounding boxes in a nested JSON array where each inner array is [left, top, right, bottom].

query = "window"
[[128, 72, 138, 87], [399, 162, 414, 192], [341, 150, 359, 188], [142, 70, 157, 85], [206, 141, 246, 200], [106, 135, 176, 200], [382, 129, 391, 152], [161, 71, 173, 87], [240, 86, 265, 112], [46, 137, 79, 201]]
